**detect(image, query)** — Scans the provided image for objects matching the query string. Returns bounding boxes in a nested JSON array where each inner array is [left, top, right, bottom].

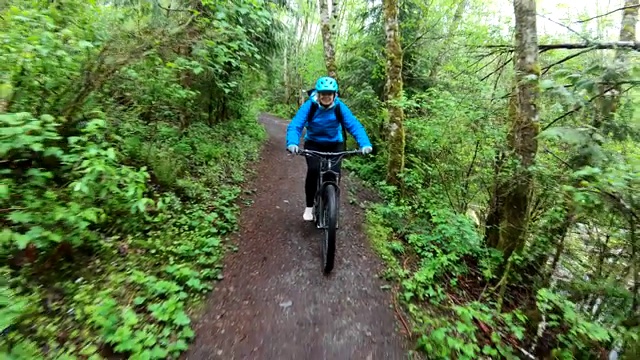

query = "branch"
[[537, 13, 591, 43], [480, 56, 511, 81], [482, 41, 640, 51], [541, 48, 595, 75], [473, 49, 510, 59], [575, 4, 640, 23], [169, 14, 197, 35], [154, 0, 192, 13], [452, 50, 503, 80], [542, 147, 573, 169], [540, 41, 640, 51], [542, 84, 637, 131], [404, 30, 432, 51], [586, 189, 639, 221]]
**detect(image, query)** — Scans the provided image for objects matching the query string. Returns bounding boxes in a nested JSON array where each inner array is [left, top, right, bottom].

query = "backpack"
[[305, 89, 348, 146]]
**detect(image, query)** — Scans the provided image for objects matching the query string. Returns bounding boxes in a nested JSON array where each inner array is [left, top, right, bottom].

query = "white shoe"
[[303, 207, 314, 221]]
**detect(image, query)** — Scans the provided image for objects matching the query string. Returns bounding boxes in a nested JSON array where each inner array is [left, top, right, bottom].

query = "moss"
[[364, 207, 402, 275]]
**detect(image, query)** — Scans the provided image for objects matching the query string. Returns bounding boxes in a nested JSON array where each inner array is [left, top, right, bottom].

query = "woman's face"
[[318, 91, 335, 106]]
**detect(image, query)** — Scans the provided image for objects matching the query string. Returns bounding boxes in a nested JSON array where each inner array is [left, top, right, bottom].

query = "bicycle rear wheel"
[[321, 184, 338, 274]]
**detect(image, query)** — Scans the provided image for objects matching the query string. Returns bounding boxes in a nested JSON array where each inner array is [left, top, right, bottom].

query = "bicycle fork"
[[314, 158, 342, 229], [315, 183, 340, 229]]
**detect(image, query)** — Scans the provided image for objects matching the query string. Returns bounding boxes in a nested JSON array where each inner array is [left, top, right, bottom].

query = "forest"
[[1, 0, 639, 359]]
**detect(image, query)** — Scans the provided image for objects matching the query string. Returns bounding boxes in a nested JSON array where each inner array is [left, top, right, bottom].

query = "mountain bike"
[[298, 149, 364, 274]]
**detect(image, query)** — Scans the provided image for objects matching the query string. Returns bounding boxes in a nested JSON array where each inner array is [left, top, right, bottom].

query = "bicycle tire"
[[322, 184, 338, 274]]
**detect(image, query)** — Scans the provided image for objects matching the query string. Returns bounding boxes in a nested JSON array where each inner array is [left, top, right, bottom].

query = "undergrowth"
[[362, 196, 621, 360], [1, 0, 276, 357], [1, 110, 266, 359]]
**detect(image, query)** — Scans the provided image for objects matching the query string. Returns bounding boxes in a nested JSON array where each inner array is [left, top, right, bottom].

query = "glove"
[[361, 146, 373, 155], [287, 145, 299, 154]]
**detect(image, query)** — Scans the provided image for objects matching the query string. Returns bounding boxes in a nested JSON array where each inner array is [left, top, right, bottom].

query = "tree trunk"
[[332, 0, 340, 37], [485, 0, 539, 261], [319, 0, 338, 78], [630, 219, 638, 314], [383, 0, 405, 188], [593, 0, 638, 129], [284, 46, 290, 103]]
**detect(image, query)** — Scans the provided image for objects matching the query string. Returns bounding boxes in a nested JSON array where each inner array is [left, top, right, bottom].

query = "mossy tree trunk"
[[383, 0, 405, 188], [485, 0, 539, 261], [320, 0, 338, 78]]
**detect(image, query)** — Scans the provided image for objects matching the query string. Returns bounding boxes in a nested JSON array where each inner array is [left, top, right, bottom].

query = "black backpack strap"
[[306, 101, 319, 124], [334, 103, 348, 147]]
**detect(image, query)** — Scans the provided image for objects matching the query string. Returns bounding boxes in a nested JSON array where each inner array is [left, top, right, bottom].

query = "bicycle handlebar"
[[298, 149, 364, 157]]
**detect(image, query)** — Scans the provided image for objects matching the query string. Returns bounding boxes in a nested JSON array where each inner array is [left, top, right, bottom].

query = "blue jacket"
[[286, 94, 372, 148]]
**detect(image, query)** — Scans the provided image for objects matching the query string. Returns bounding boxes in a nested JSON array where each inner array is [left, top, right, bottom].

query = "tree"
[[383, 0, 405, 188], [485, 0, 539, 262], [319, 0, 338, 78]]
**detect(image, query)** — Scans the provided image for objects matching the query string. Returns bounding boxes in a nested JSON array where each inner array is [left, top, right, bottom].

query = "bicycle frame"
[[299, 149, 363, 228]]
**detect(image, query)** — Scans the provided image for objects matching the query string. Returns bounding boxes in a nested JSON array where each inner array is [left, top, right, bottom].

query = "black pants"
[[303, 140, 345, 207]]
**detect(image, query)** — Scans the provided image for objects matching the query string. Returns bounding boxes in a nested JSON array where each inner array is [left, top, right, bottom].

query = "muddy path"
[[182, 113, 412, 360]]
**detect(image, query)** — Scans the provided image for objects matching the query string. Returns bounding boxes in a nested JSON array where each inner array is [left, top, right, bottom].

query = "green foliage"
[[536, 288, 617, 357], [2, 112, 153, 253], [1, 0, 270, 358], [271, 0, 640, 358], [412, 302, 527, 360]]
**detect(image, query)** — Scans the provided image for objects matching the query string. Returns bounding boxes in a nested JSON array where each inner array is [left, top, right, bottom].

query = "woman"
[[286, 76, 373, 221]]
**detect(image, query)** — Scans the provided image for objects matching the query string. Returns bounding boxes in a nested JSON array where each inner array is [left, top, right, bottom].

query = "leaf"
[[430, 327, 447, 342], [539, 79, 555, 89], [574, 78, 595, 92], [482, 345, 498, 356], [171, 339, 189, 351], [9, 211, 33, 224], [78, 40, 94, 48], [133, 296, 146, 306], [122, 307, 139, 326], [106, 147, 117, 160], [0, 228, 13, 245], [79, 344, 99, 356], [150, 346, 168, 359], [0, 83, 13, 99], [172, 311, 191, 326], [0, 184, 8, 199], [180, 327, 195, 339], [539, 127, 590, 145], [14, 233, 31, 250]]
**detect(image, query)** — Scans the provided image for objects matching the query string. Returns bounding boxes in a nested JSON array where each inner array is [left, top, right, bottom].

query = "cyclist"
[[286, 76, 373, 221]]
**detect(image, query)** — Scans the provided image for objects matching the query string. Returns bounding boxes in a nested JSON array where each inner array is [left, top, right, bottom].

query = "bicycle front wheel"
[[321, 184, 338, 274]]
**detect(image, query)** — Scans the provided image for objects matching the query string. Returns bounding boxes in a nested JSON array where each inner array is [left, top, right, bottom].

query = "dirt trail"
[[182, 114, 411, 360]]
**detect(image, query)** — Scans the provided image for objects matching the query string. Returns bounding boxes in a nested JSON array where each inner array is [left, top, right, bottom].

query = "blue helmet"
[[315, 76, 338, 93]]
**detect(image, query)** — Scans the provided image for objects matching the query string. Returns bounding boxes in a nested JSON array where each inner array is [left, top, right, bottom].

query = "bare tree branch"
[[482, 41, 640, 51], [537, 13, 591, 42], [542, 84, 637, 131], [480, 57, 511, 81], [575, 4, 640, 23], [541, 48, 595, 75], [154, 0, 192, 13]]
